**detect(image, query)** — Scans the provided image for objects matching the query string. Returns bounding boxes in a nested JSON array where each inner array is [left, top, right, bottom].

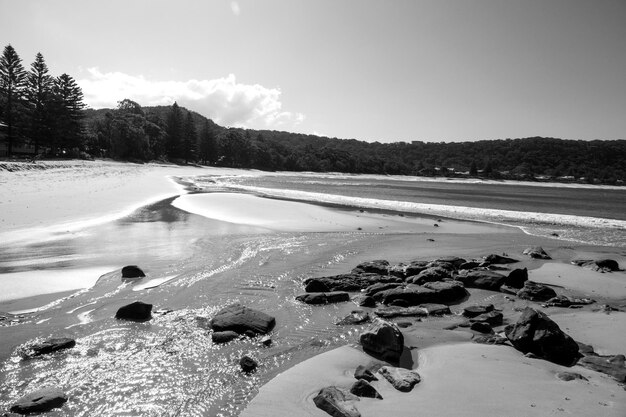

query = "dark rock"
[[379, 366, 421, 392], [313, 387, 360, 417], [499, 284, 518, 295], [434, 256, 466, 268], [473, 335, 509, 345], [544, 295, 595, 308], [577, 342, 595, 355], [572, 259, 620, 272], [455, 270, 506, 291], [239, 355, 258, 373], [350, 379, 382, 399], [121, 265, 145, 278], [354, 365, 378, 382], [407, 266, 451, 284], [296, 292, 351, 305], [504, 307, 580, 366], [505, 268, 528, 288], [212, 331, 239, 344], [364, 282, 403, 297], [115, 301, 152, 321], [388, 263, 408, 278], [470, 322, 494, 334], [578, 354, 626, 382], [374, 306, 428, 319], [210, 304, 276, 335], [243, 330, 257, 338], [353, 294, 377, 308], [458, 261, 481, 270], [353, 260, 389, 275], [378, 281, 467, 306], [336, 310, 370, 325], [405, 260, 430, 277], [388, 299, 410, 307], [483, 254, 519, 265], [359, 319, 404, 362], [260, 335, 272, 346], [419, 303, 451, 315], [523, 247, 551, 260], [305, 279, 330, 293], [9, 387, 68, 414], [30, 338, 76, 356], [304, 273, 401, 293], [517, 281, 557, 302], [422, 281, 468, 303], [462, 304, 494, 318], [470, 311, 503, 326], [556, 371, 588, 382]]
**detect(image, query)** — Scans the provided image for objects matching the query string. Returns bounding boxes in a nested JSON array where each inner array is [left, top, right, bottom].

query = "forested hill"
[[83, 101, 626, 185]]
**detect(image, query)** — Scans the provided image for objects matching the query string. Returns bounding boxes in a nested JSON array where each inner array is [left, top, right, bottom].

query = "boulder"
[[305, 279, 330, 293], [388, 263, 408, 278], [462, 304, 494, 318], [374, 306, 428, 319], [505, 268, 528, 289], [336, 311, 370, 325], [313, 387, 360, 417], [470, 310, 503, 326], [377, 281, 467, 306], [572, 259, 620, 272], [422, 281, 468, 303], [304, 273, 401, 293], [10, 387, 68, 414], [516, 281, 557, 301], [473, 335, 509, 345], [121, 265, 145, 278], [578, 354, 626, 382], [455, 270, 506, 291], [458, 261, 481, 270], [296, 292, 350, 305], [404, 260, 430, 277], [115, 301, 152, 321], [470, 322, 494, 334], [434, 256, 466, 268], [353, 294, 377, 308], [350, 379, 382, 399], [359, 319, 404, 362], [523, 247, 551, 260], [30, 338, 76, 357], [419, 303, 451, 315], [483, 254, 518, 265], [239, 355, 258, 373], [504, 307, 580, 366], [211, 331, 239, 344], [210, 304, 276, 335], [364, 282, 403, 297], [388, 299, 410, 307], [379, 366, 421, 392], [353, 260, 389, 275], [407, 266, 451, 284], [354, 365, 378, 382]]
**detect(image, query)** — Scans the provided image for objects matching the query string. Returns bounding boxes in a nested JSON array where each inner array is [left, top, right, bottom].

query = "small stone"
[[350, 379, 382, 399], [239, 355, 258, 373], [121, 265, 145, 278], [115, 301, 152, 321], [313, 387, 360, 417], [10, 387, 68, 414], [379, 366, 421, 392], [470, 322, 493, 334], [556, 371, 588, 382], [212, 331, 239, 344], [354, 365, 378, 382], [260, 335, 272, 347]]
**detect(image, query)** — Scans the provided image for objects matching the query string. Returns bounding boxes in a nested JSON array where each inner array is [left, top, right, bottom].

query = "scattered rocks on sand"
[[571, 259, 620, 272], [211, 331, 239, 344], [516, 281, 557, 302], [504, 268, 528, 289], [483, 254, 519, 265], [29, 338, 76, 357], [336, 310, 370, 325], [350, 379, 383, 399], [239, 355, 258, 373], [210, 304, 276, 335], [296, 292, 351, 305], [379, 366, 421, 392], [313, 387, 361, 417], [121, 265, 145, 278], [578, 354, 626, 382], [455, 270, 506, 291], [115, 301, 152, 321], [462, 304, 494, 318], [523, 247, 551, 260], [505, 307, 580, 366], [354, 365, 378, 382], [10, 387, 68, 414], [359, 319, 404, 362]]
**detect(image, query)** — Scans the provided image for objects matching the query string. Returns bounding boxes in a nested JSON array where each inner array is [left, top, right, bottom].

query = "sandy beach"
[[1, 160, 625, 416]]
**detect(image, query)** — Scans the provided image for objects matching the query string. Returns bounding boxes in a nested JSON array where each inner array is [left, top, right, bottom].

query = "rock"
[[419, 303, 451, 315], [544, 295, 595, 308], [434, 256, 466, 268], [365, 282, 403, 297], [455, 270, 506, 291], [578, 355, 626, 382], [304, 273, 401, 293], [379, 366, 421, 392], [523, 247, 551, 260], [388, 299, 410, 307], [462, 304, 494, 318], [505, 268, 528, 288], [115, 301, 152, 321], [504, 307, 580, 366], [359, 319, 404, 362], [9, 387, 68, 414], [470, 322, 493, 334], [296, 292, 351, 305], [473, 335, 509, 345], [572, 259, 620, 272], [406, 266, 451, 284], [374, 306, 428, 319], [422, 281, 468, 303], [313, 387, 361, 417], [388, 263, 408, 278], [239, 355, 258, 373], [483, 254, 518, 265], [377, 281, 467, 306], [458, 261, 481, 270], [350, 379, 382, 399], [404, 260, 430, 277], [353, 260, 390, 275], [470, 310, 503, 326], [29, 338, 76, 356], [212, 331, 239, 344], [516, 281, 557, 301], [260, 335, 272, 346], [210, 304, 276, 335], [121, 265, 145, 278], [336, 311, 370, 325], [556, 371, 588, 382], [353, 294, 377, 308], [243, 330, 257, 338], [354, 365, 378, 382], [305, 279, 330, 293], [499, 284, 518, 295]]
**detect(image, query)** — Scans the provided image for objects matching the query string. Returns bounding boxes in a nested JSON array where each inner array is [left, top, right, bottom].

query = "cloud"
[[230, 1, 241, 16], [78, 68, 305, 129]]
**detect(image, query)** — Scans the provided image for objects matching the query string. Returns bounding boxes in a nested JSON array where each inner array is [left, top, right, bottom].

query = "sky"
[[1, 0, 625, 143]]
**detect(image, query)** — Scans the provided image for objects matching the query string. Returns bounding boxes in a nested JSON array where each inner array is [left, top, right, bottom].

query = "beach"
[[1, 160, 625, 416]]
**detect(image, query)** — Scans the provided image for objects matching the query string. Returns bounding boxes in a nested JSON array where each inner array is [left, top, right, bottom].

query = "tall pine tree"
[[52, 73, 85, 152], [166, 102, 183, 159], [27, 52, 53, 154], [183, 111, 197, 164], [199, 119, 217, 165], [0, 44, 27, 156]]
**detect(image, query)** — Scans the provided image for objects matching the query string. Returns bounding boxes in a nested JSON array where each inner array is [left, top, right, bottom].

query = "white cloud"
[[78, 68, 305, 129], [230, 1, 241, 16]]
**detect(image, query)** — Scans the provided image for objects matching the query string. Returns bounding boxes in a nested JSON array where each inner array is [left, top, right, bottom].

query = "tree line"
[[0, 44, 85, 157]]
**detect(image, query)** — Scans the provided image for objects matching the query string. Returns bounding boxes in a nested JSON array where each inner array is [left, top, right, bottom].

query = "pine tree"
[[199, 119, 217, 165], [182, 111, 197, 164], [52, 73, 85, 152], [27, 52, 53, 154], [0, 44, 27, 156], [166, 102, 183, 159], [469, 161, 478, 176]]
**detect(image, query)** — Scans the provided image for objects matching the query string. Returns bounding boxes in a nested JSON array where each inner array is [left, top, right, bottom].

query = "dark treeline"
[[2, 45, 625, 184]]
